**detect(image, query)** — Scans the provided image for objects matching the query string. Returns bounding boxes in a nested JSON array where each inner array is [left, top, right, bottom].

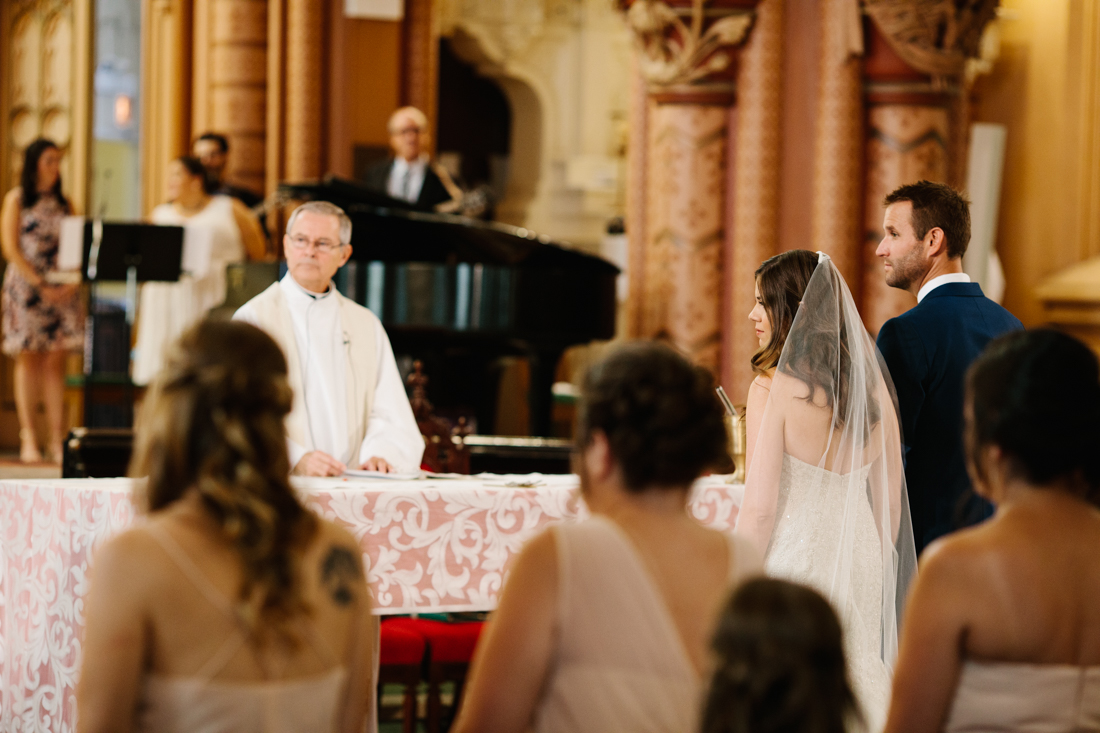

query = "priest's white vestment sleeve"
[[234, 275, 425, 473]]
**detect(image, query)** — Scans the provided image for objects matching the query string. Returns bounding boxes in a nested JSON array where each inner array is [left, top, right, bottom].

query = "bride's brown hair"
[[130, 320, 318, 641], [751, 250, 818, 376]]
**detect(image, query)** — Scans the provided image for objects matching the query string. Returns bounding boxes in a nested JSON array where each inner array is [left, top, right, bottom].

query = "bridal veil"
[[735, 252, 918, 677]]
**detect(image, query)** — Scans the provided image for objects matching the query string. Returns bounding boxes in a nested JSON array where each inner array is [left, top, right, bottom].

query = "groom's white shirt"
[[917, 273, 971, 303]]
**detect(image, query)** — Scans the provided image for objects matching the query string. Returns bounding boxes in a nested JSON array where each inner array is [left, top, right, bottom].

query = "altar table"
[[0, 473, 743, 732]]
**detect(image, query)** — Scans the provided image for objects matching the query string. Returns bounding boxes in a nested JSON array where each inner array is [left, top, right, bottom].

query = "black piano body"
[[279, 177, 619, 437]]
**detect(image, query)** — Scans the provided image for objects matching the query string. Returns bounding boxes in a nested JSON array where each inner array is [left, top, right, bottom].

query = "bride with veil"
[[735, 250, 917, 731]]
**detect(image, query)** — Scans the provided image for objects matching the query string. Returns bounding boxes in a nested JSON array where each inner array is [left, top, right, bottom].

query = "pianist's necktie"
[[402, 168, 413, 202]]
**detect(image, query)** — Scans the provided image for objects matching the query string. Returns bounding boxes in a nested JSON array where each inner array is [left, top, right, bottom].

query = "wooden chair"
[[383, 618, 485, 733], [407, 360, 472, 474]]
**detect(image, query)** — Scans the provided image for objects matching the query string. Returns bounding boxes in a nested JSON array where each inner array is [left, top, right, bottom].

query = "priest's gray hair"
[[286, 201, 352, 246]]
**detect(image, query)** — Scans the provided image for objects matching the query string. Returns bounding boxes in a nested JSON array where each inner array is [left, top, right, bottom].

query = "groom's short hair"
[[883, 181, 971, 260]]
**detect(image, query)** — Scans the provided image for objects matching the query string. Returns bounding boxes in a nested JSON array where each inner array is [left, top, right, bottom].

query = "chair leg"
[[402, 670, 418, 733], [426, 668, 443, 733]]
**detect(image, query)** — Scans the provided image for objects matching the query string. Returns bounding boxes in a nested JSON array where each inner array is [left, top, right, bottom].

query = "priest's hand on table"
[[359, 456, 396, 473], [292, 451, 346, 477]]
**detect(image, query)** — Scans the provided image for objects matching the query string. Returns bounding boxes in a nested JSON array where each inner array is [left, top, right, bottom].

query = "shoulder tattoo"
[[321, 546, 361, 606]]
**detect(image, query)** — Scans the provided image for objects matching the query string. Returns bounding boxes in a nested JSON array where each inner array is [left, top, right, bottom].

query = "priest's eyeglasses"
[[287, 234, 344, 253]]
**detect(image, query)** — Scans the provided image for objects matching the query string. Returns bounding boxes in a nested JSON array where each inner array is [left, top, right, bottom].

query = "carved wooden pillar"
[[402, 0, 438, 147], [646, 103, 729, 370], [860, 1, 998, 334], [192, 0, 267, 194], [266, 0, 325, 191], [285, 0, 323, 180], [623, 0, 759, 375], [811, 0, 863, 290], [141, 0, 193, 213], [727, 0, 782, 396]]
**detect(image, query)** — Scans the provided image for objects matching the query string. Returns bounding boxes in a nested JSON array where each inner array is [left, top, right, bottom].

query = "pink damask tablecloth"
[[0, 474, 743, 732]]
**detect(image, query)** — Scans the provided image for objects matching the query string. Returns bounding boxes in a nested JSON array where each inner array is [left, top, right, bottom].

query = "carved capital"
[[864, 0, 999, 80], [621, 0, 760, 104]]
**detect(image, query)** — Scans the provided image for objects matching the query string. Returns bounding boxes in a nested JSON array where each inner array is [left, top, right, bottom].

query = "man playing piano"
[[363, 107, 463, 212], [233, 201, 424, 476]]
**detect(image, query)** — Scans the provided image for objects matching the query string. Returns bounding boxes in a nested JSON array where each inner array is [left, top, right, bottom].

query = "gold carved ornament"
[[863, 0, 1000, 78], [624, 0, 754, 88]]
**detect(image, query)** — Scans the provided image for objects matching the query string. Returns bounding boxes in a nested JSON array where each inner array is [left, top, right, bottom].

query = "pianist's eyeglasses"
[[287, 234, 343, 253]]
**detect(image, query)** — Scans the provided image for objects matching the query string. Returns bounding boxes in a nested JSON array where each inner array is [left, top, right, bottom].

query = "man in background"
[[363, 107, 462, 212], [193, 132, 263, 210]]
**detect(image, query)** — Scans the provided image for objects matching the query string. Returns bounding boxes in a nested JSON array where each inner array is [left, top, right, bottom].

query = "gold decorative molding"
[[864, 0, 998, 80], [624, 0, 754, 95]]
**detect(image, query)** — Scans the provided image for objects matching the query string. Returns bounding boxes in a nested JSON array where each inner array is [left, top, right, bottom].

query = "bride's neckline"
[[783, 451, 872, 479]]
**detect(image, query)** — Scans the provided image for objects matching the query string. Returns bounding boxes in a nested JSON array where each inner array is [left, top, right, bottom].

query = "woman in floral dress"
[[0, 139, 84, 463]]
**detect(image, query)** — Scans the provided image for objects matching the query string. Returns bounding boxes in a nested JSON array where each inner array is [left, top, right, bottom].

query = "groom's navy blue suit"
[[876, 282, 1023, 555]]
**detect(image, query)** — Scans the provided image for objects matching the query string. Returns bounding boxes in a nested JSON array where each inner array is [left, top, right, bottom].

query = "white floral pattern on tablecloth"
[[0, 474, 741, 732]]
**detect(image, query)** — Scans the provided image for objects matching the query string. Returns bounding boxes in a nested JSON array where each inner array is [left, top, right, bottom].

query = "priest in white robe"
[[234, 201, 424, 476]]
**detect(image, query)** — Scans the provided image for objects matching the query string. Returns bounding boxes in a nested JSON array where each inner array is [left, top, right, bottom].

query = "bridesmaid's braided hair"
[[701, 578, 861, 733], [131, 320, 318, 643]]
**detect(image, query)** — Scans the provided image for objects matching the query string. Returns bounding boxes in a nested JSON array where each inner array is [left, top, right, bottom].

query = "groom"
[[875, 181, 1022, 556]]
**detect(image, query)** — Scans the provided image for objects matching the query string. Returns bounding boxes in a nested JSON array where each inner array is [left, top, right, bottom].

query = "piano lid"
[[278, 176, 622, 273]]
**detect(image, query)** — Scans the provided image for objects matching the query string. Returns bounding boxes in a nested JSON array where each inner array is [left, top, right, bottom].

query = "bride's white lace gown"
[[766, 454, 889, 730], [736, 252, 916, 733]]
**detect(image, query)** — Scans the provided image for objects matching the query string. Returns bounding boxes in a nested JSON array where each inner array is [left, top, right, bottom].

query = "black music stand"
[[75, 221, 185, 428]]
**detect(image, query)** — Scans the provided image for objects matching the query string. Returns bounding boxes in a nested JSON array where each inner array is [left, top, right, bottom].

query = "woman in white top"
[[77, 320, 373, 733], [886, 330, 1100, 733], [132, 156, 266, 385], [452, 342, 762, 733]]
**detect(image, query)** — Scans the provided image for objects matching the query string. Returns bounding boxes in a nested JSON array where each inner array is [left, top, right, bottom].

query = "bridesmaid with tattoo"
[[76, 320, 374, 733]]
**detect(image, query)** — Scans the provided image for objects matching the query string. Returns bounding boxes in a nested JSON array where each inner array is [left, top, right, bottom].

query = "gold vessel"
[[726, 405, 747, 483]]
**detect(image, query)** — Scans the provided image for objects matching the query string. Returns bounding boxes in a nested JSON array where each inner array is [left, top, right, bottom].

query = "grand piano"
[[274, 177, 619, 437]]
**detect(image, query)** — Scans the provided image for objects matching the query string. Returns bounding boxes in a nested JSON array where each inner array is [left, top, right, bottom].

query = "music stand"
[[59, 221, 185, 428]]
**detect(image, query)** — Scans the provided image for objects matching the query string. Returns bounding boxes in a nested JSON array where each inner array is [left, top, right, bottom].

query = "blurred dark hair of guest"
[[965, 328, 1100, 505], [701, 578, 860, 733], [575, 340, 731, 491]]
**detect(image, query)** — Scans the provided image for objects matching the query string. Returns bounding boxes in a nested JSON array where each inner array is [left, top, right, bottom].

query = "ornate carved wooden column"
[[141, 0, 193, 213], [192, 0, 267, 195], [402, 0, 438, 146], [810, 0, 863, 289], [727, 0, 782, 396], [859, 1, 997, 334], [266, 0, 325, 191], [622, 0, 760, 375]]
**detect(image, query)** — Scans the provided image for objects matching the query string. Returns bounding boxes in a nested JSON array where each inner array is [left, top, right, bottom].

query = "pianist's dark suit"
[[363, 158, 456, 211], [876, 282, 1023, 555]]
